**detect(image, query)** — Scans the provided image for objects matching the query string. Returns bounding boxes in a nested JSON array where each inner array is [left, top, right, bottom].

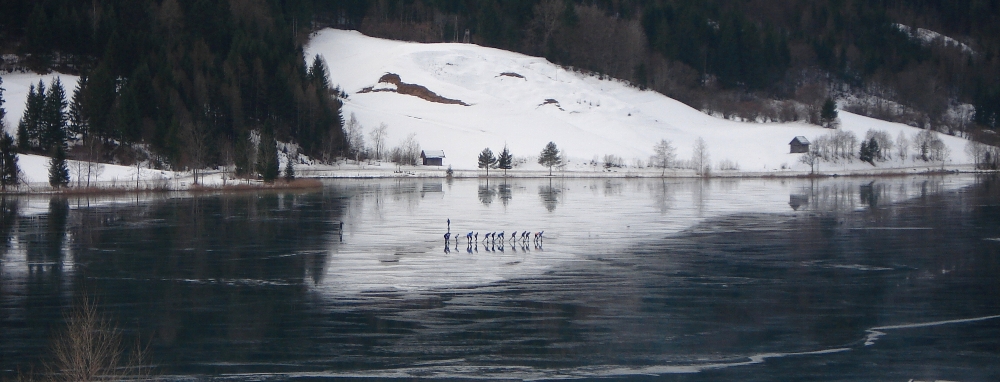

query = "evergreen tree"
[[284, 152, 295, 182], [48, 146, 70, 188], [17, 81, 46, 150], [478, 147, 497, 177], [68, 75, 89, 141], [0, 133, 17, 190], [821, 98, 838, 128], [308, 55, 330, 91], [496, 145, 513, 176], [41, 77, 68, 153], [256, 128, 279, 183], [538, 141, 562, 176], [234, 132, 252, 178], [561, 0, 578, 27], [24, 3, 52, 58], [0, 77, 5, 130], [113, 79, 141, 144], [1, 80, 17, 190], [859, 138, 878, 165], [859, 139, 869, 164], [82, 62, 115, 140]]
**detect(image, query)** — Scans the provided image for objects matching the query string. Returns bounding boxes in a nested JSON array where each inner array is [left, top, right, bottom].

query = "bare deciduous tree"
[[389, 133, 420, 166], [896, 130, 910, 162], [914, 130, 945, 162], [965, 140, 988, 169], [182, 120, 207, 185], [799, 145, 820, 174], [369, 122, 388, 161], [651, 139, 676, 176], [345, 113, 365, 162], [691, 137, 710, 176]]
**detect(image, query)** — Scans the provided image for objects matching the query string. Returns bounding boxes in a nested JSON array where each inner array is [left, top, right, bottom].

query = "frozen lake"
[[2, 176, 1000, 380]]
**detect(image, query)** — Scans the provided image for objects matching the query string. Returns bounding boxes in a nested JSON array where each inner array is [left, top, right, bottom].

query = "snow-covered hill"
[[306, 29, 975, 173]]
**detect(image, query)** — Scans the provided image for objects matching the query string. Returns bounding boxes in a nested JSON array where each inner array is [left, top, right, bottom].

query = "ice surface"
[[313, 176, 976, 296]]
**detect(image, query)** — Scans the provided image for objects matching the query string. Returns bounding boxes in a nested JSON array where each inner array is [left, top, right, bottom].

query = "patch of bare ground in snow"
[[539, 98, 564, 110], [498, 72, 525, 79], [357, 73, 469, 106]]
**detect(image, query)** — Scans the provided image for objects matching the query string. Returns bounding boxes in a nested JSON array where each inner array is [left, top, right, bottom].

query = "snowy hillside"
[[306, 29, 975, 173]]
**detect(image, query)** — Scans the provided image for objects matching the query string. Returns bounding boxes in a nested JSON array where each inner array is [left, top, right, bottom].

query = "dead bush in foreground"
[[18, 298, 151, 382]]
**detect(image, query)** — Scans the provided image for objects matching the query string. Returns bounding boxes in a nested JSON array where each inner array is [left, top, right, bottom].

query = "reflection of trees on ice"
[[538, 179, 561, 212], [478, 182, 496, 205]]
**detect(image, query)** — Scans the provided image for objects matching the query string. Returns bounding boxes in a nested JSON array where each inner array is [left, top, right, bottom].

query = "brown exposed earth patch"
[[539, 98, 564, 111], [499, 72, 525, 79], [357, 73, 469, 106]]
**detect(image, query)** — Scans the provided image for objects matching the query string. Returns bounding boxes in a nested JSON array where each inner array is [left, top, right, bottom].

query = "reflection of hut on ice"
[[789, 194, 809, 210], [421, 182, 443, 194], [421, 150, 445, 166], [789, 136, 811, 154]]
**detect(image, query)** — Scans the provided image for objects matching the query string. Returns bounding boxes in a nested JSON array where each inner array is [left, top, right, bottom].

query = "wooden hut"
[[789, 136, 811, 153], [421, 150, 445, 166]]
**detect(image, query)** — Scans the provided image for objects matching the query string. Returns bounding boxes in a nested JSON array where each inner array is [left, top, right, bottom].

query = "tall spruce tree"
[[48, 146, 70, 188], [234, 131, 252, 178], [0, 132, 17, 190], [309, 55, 330, 91], [68, 75, 89, 141], [256, 127, 279, 183], [0, 76, 5, 129], [0, 80, 17, 189], [17, 81, 46, 150], [284, 152, 295, 182], [821, 98, 838, 128], [41, 77, 68, 153], [497, 145, 513, 177], [538, 141, 562, 176]]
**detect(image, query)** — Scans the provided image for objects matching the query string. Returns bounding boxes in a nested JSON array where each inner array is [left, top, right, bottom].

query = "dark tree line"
[[642, 2, 790, 91], [1, 0, 347, 173]]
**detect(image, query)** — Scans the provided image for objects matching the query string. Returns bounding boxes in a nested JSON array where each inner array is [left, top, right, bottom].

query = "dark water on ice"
[[2, 176, 999, 381]]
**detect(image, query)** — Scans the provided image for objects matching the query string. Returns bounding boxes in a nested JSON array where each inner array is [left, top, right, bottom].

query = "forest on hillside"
[[0, 0, 345, 175], [1, 0, 999, 174]]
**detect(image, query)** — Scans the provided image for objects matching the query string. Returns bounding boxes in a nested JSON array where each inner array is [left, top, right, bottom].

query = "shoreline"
[[297, 164, 988, 179], [2, 164, 993, 195], [0, 178, 324, 196]]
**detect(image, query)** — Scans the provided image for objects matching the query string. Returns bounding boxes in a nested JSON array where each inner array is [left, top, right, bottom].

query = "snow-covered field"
[[306, 28, 977, 173], [0, 29, 985, 189]]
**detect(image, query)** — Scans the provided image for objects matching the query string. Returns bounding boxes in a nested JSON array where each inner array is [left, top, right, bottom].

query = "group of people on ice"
[[443, 219, 543, 253]]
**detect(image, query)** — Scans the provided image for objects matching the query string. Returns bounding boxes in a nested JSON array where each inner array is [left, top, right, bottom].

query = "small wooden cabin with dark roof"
[[789, 136, 810, 153], [421, 150, 445, 166]]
